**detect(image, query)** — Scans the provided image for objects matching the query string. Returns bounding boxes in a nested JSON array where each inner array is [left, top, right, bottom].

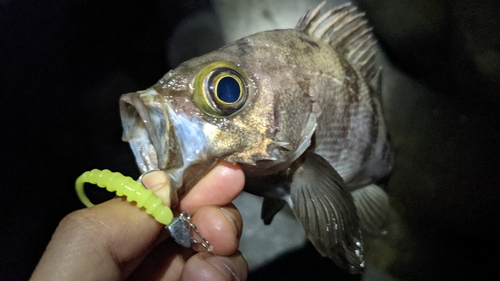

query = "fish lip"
[[119, 92, 167, 173]]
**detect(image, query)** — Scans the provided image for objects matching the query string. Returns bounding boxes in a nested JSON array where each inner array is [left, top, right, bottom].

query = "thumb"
[[140, 170, 178, 207], [31, 197, 165, 280]]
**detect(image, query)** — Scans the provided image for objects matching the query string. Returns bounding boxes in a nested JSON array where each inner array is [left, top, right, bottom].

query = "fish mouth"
[[120, 91, 168, 174], [119, 89, 212, 192]]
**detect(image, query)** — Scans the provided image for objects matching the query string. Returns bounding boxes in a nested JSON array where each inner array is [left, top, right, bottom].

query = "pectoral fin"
[[290, 151, 364, 273]]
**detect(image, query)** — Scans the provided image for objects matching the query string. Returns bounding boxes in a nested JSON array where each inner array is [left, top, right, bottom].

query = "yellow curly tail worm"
[[75, 169, 174, 225]]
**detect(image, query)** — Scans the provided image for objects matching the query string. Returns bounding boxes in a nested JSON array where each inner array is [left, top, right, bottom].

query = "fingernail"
[[141, 171, 173, 206], [219, 207, 241, 238], [201, 252, 236, 281], [141, 171, 167, 190]]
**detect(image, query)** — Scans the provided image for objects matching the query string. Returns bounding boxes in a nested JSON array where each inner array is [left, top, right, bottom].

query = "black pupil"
[[217, 76, 240, 103]]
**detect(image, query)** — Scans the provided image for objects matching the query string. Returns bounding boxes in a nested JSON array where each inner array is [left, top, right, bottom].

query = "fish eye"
[[193, 61, 250, 117]]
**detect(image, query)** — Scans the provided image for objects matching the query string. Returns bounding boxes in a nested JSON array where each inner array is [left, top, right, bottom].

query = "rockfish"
[[120, 2, 392, 273]]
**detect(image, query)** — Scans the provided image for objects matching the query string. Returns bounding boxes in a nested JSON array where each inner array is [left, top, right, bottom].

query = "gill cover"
[[193, 61, 250, 117]]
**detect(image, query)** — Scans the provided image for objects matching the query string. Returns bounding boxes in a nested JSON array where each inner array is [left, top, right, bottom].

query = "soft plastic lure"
[[75, 169, 211, 249], [76, 169, 174, 225]]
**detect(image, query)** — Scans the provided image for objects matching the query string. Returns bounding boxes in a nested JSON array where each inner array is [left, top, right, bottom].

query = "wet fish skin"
[[120, 2, 392, 273]]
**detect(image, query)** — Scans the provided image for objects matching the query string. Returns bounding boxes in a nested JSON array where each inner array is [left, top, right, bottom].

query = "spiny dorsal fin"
[[296, 2, 378, 83]]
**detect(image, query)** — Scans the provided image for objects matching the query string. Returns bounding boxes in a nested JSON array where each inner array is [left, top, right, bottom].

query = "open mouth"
[[120, 90, 212, 192], [120, 92, 167, 173]]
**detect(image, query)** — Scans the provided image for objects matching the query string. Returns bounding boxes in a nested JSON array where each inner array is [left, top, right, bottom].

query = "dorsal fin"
[[296, 2, 378, 83]]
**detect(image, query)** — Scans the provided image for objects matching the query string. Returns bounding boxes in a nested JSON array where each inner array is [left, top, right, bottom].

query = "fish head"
[[119, 40, 310, 196]]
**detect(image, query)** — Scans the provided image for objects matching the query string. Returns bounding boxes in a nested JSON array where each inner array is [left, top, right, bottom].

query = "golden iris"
[[193, 61, 249, 117]]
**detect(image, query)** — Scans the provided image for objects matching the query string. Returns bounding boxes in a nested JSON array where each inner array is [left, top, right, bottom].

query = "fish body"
[[120, 2, 392, 273]]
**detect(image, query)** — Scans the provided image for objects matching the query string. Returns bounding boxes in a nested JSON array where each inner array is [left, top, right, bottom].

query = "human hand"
[[31, 162, 247, 281]]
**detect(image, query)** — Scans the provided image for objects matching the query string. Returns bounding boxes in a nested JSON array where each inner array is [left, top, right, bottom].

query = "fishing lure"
[[75, 169, 211, 249]]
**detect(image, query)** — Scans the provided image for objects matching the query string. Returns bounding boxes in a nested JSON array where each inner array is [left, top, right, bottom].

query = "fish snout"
[[119, 91, 169, 173]]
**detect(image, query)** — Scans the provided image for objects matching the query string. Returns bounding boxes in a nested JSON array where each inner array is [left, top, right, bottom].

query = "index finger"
[[178, 161, 245, 213]]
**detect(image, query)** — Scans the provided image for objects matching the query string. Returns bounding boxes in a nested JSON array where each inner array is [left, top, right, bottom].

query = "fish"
[[119, 2, 393, 273]]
